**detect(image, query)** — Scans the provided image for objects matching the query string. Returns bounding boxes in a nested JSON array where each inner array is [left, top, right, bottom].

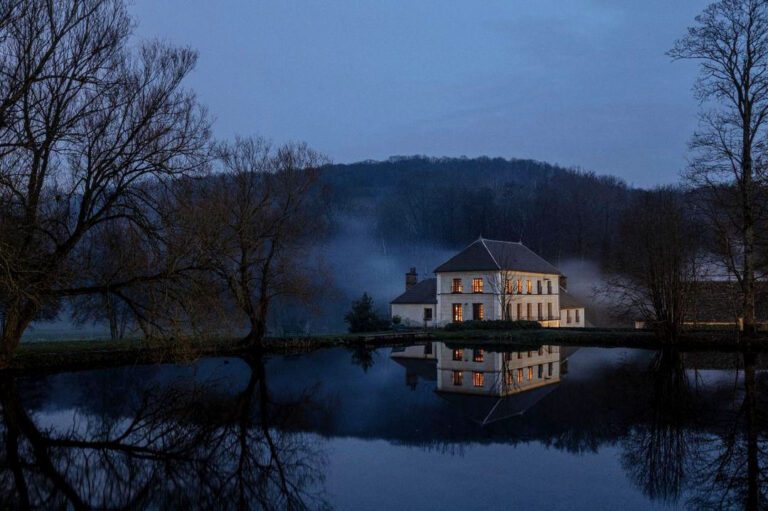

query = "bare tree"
[[182, 137, 328, 348], [0, 0, 209, 367], [670, 0, 768, 335], [603, 188, 703, 339]]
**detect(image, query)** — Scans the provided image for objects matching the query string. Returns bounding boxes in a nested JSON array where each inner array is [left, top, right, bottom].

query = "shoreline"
[[8, 327, 767, 375]]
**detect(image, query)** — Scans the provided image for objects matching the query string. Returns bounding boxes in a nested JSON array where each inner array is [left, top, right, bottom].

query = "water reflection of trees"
[[617, 349, 768, 510], [0, 355, 330, 510]]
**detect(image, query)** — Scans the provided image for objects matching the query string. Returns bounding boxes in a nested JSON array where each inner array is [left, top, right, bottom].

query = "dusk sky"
[[133, 1, 709, 187]]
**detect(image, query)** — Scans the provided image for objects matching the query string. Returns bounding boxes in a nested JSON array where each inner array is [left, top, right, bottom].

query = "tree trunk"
[[0, 303, 35, 369]]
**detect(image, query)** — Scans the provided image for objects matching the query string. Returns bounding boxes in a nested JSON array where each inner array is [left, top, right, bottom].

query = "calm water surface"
[[1, 343, 765, 510]]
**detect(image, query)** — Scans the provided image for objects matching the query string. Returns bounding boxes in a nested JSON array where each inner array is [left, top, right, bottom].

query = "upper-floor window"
[[472, 278, 484, 293], [473, 349, 484, 362], [473, 372, 484, 387], [473, 303, 484, 321], [505, 279, 514, 294], [516, 279, 522, 293], [451, 278, 463, 293], [527, 280, 533, 294], [453, 304, 463, 323], [547, 281, 552, 294], [537, 280, 542, 294], [453, 348, 463, 361]]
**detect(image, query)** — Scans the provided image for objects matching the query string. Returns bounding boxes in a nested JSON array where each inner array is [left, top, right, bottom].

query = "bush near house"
[[443, 320, 541, 332], [344, 293, 391, 333]]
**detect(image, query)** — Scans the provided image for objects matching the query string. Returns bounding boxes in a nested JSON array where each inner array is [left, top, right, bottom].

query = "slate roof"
[[391, 278, 438, 304], [559, 287, 586, 309], [433, 238, 561, 275]]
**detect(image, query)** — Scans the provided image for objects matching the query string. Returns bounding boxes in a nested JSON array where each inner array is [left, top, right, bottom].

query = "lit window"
[[527, 367, 533, 381], [516, 279, 522, 293], [506, 372, 514, 386], [516, 368, 523, 383], [472, 278, 484, 293], [452, 278, 463, 293], [452, 370, 463, 385], [527, 280, 533, 294], [567, 310, 572, 324], [505, 279, 514, 294], [423, 308, 433, 321], [453, 348, 463, 361], [473, 349, 484, 362], [472, 303, 484, 320], [452, 304, 463, 323], [473, 372, 484, 387]]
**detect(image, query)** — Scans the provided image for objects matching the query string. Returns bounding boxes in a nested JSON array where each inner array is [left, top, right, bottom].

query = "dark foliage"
[[442, 319, 542, 332], [344, 293, 390, 333]]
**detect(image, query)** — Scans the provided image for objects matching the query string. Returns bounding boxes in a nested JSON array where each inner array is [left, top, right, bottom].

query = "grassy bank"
[[9, 327, 768, 374]]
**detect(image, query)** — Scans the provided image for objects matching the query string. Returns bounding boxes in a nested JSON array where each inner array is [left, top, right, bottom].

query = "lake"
[[1, 342, 765, 510]]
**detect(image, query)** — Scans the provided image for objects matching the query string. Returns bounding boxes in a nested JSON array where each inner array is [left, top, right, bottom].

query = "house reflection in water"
[[391, 343, 569, 425]]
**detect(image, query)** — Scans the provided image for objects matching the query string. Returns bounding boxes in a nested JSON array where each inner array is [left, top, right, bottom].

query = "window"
[[473, 349, 484, 362], [451, 278, 463, 293], [472, 278, 484, 293], [452, 370, 463, 385], [517, 368, 523, 383], [537, 303, 542, 320], [506, 372, 514, 386], [576, 309, 581, 323], [538, 347, 544, 356], [548, 362, 553, 375], [452, 304, 463, 323], [527, 366, 533, 381], [547, 302, 553, 319], [473, 372, 484, 387], [423, 308, 433, 321], [516, 279, 522, 293], [526, 303, 532, 319], [425, 343, 432, 355], [517, 303, 522, 319], [472, 303, 484, 320], [506, 303, 512, 320], [452, 348, 463, 361], [547, 281, 552, 294], [505, 279, 514, 294], [538, 364, 543, 378], [567, 310, 572, 324], [527, 280, 533, 294], [537, 280, 542, 294], [517, 352, 522, 359]]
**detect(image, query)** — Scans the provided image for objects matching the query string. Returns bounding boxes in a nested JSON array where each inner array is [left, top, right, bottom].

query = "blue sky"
[[132, 0, 709, 187]]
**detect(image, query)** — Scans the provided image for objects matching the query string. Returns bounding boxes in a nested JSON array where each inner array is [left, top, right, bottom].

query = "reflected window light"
[[473, 372, 484, 387], [473, 349, 484, 362], [453, 349, 463, 361], [527, 367, 533, 380], [452, 370, 463, 385]]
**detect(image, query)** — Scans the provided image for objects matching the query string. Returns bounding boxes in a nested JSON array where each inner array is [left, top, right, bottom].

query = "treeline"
[[322, 156, 634, 265]]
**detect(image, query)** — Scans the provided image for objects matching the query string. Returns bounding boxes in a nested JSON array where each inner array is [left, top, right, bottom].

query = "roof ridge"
[[482, 237, 523, 245], [479, 238, 501, 270]]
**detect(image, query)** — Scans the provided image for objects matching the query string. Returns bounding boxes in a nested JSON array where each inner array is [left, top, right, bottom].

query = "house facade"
[[391, 238, 586, 328]]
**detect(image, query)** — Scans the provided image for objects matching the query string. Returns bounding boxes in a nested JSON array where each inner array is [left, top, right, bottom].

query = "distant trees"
[[604, 189, 704, 339], [671, 0, 768, 335], [344, 293, 389, 333]]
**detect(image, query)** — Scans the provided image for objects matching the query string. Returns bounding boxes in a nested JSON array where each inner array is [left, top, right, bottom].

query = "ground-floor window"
[[423, 308, 433, 321], [473, 372, 484, 387], [472, 303, 484, 320], [537, 303, 542, 320], [527, 303, 532, 319], [452, 303, 463, 322], [517, 303, 522, 319], [452, 370, 463, 385], [575, 309, 581, 323], [567, 310, 572, 324], [547, 302, 553, 319]]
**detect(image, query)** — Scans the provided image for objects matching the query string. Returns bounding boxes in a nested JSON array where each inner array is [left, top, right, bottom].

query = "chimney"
[[406, 267, 418, 291]]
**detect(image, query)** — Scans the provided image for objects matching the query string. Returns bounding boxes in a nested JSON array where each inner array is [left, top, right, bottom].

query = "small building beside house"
[[390, 237, 588, 328]]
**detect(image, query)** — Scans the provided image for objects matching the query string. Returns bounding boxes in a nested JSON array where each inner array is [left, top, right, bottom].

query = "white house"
[[390, 237, 586, 328]]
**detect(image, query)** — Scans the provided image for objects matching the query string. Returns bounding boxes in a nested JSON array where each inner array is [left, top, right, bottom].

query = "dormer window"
[[472, 278, 483, 293], [452, 278, 463, 293]]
